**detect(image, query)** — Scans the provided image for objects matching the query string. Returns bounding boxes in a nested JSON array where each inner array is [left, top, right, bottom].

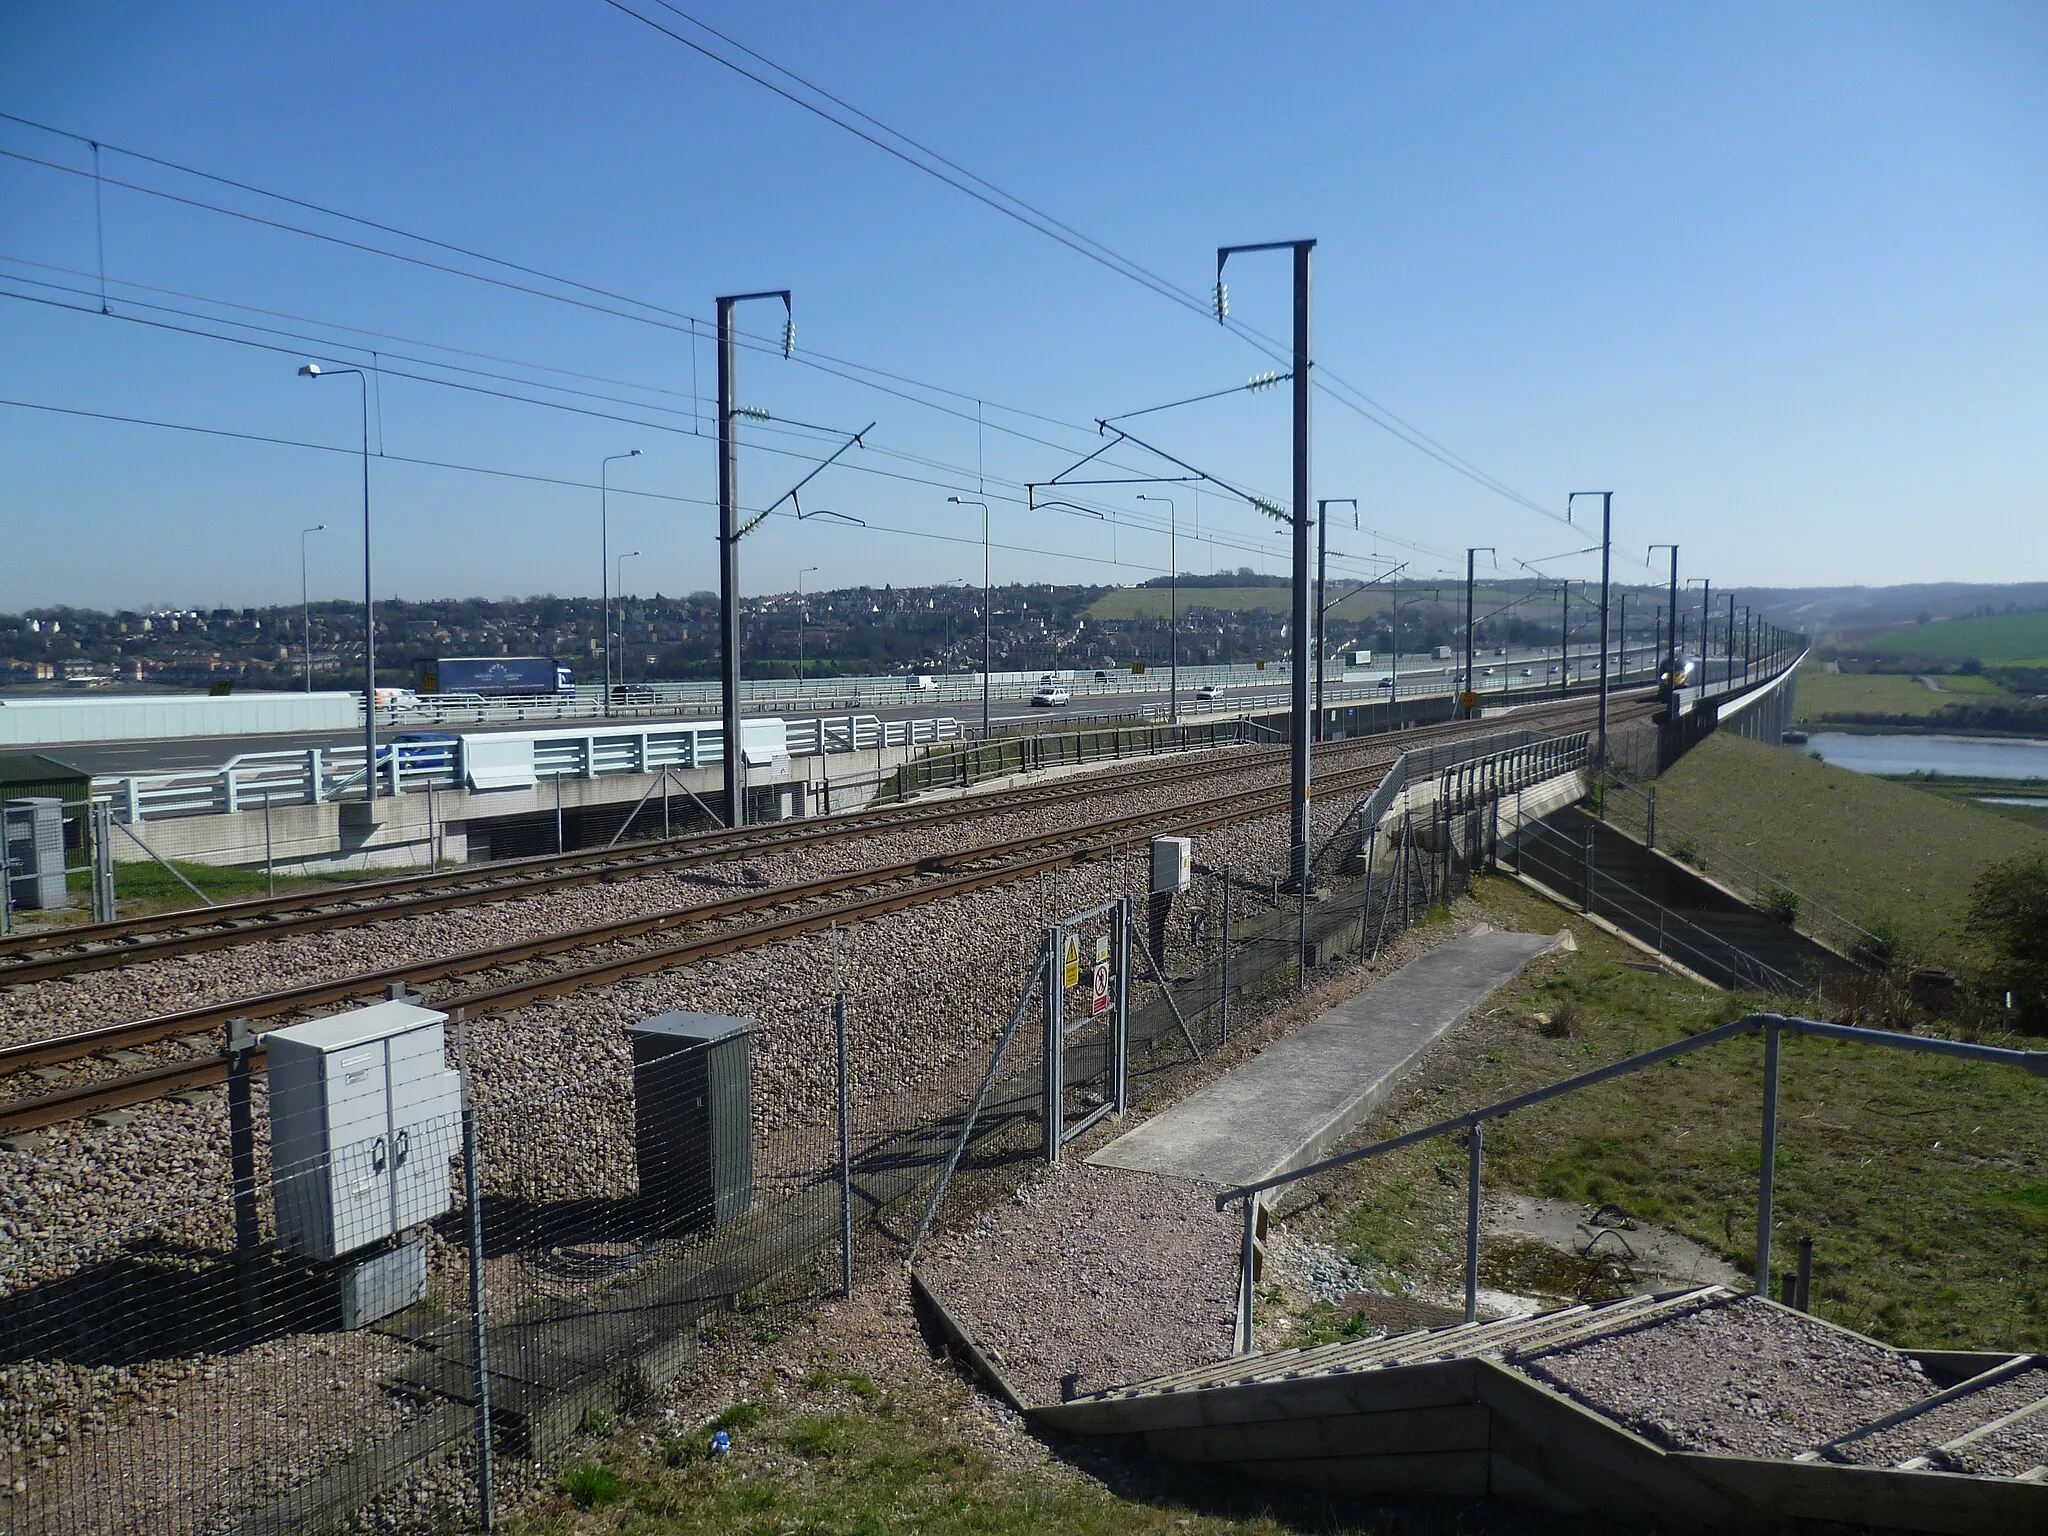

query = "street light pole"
[[796, 565, 819, 685], [1217, 238, 1315, 893], [297, 364, 376, 799], [299, 523, 324, 693], [1569, 492, 1613, 761], [717, 289, 793, 830], [947, 496, 992, 736], [601, 450, 642, 718], [1136, 493, 1179, 723]]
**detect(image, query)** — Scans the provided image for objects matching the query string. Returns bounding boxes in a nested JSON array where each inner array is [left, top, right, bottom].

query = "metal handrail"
[[1216, 1012, 2047, 1350]]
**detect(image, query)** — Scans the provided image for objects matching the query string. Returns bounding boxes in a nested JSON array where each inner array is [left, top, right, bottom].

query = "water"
[[1803, 732, 2048, 781], [1979, 796, 2048, 808]]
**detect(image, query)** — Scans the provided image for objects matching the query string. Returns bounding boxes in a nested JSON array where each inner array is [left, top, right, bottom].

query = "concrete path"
[[1089, 928, 1567, 1187]]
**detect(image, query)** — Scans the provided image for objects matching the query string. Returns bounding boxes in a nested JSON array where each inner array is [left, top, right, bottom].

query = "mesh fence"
[[1, 727, 1593, 1534]]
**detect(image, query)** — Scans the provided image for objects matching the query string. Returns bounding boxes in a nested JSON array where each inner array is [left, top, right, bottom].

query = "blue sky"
[[2, 1, 2044, 613]]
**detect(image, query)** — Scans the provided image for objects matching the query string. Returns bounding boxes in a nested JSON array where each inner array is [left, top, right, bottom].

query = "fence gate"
[[1042, 895, 1131, 1159]]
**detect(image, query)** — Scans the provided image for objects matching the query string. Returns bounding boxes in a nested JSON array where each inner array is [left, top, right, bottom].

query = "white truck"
[[1432, 645, 1455, 661]]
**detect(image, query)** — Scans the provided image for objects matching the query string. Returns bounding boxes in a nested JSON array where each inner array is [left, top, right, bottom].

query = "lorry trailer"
[[416, 657, 574, 696]]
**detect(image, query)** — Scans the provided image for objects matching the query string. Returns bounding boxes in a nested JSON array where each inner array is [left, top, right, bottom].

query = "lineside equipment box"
[[628, 1011, 754, 1233], [266, 1001, 463, 1262], [1150, 835, 1192, 895]]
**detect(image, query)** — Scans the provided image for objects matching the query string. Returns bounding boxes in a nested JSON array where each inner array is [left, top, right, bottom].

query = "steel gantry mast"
[[1217, 238, 1315, 894]]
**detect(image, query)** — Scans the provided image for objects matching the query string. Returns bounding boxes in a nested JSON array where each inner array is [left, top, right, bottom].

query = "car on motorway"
[[378, 731, 459, 775], [1377, 677, 1394, 689], [1094, 669, 1114, 681], [1521, 668, 1533, 678], [1030, 686, 1071, 707], [1195, 685, 1221, 702]]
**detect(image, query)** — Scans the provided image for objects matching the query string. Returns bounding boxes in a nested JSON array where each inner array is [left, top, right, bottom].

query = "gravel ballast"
[[1518, 1295, 1934, 1459], [914, 1162, 1239, 1407], [1834, 1365, 2048, 1469]]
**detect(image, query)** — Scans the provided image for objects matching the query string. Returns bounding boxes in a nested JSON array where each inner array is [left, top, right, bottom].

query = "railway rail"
[[0, 692, 1631, 986], [0, 697, 1651, 1133]]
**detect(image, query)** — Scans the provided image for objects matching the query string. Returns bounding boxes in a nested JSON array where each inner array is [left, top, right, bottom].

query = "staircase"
[[1032, 1287, 2047, 1534]]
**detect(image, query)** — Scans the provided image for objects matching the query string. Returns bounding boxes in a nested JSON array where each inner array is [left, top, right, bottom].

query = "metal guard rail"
[[1217, 1013, 2047, 1351], [98, 713, 964, 822]]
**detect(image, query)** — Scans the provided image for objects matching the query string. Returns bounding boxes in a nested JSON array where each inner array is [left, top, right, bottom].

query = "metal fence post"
[[227, 1017, 261, 1330], [1754, 1020, 1781, 1295], [457, 1014, 496, 1531], [1113, 896, 1131, 1110], [1465, 1121, 1484, 1323], [1042, 925, 1063, 1162], [1219, 867, 1232, 1041], [1235, 1195, 1259, 1355], [1581, 826, 1595, 914], [1647, 785, 1658, 851], [90, 798, 117, 922], [835, 991, 853, 1299]]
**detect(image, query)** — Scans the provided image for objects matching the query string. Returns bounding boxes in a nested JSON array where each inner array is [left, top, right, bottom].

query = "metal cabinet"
[[267, 1001, 463, 1262]]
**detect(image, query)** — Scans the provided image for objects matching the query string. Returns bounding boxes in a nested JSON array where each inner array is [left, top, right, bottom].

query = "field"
[[1860, 608, 2048, 665], [1085, 583, 1518, 623], [1288, 878, 2048, 1359], [1791, 666, 2011, 723], [1644, 730, 2048, 964]]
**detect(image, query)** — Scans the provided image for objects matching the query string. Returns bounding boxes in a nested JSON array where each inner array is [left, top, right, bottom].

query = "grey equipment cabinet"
[[2, 798, 66, 910], [267, 1001, 464, 1262], [627, 1011, 754, 1233]]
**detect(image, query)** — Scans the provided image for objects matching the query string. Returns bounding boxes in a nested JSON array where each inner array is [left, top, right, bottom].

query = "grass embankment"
[[1792, 667, 2013, 725], [1289, 878, 2047, 1356], [1645, 731, 2048, 966]]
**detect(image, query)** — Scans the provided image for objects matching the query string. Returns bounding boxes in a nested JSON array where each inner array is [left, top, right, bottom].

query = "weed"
[[1856, 913, 1905, 968], [783, 1412, 853, 1457], [578, 1405, 616, 1438], [708, 1401, 766, 1434], [1761, 884, 1802, 925], [557, 1462, 622, 1509], [1539, 994, 1582, 1039], [802, 1369, 881, 1400], [1668, 833, 1704, 869]]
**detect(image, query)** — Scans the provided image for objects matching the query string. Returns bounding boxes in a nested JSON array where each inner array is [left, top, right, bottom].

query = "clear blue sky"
[[3, 1, 2044, 613]]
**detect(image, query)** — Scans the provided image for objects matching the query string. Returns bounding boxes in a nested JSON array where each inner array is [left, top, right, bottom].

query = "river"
[[1803, 732, 2048, 781]]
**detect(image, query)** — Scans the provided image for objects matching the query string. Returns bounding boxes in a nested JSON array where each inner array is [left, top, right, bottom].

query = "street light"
[[1135, 493, 1178, 722], [796, 565, 820, 685], [947, 496, 992, 737], [297, 363, 376, 800], [614, 551, 641, 696], [601, 449, 642, 716], [299, 523, 324, 693]]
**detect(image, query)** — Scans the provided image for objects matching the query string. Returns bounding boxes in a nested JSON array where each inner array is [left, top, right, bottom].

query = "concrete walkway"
[[1090, 928, 1568, 1187]]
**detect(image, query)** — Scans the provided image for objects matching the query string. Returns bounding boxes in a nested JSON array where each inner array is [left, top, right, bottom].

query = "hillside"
[[1859, 608, 2048, 665], [1647, 731, 2048, 964]]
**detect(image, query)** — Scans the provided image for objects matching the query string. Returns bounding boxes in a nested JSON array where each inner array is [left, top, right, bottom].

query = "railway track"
[[0, 692, 1630, 987], [0, 696, 1651, 1134], [0, 740, 1277, 985]]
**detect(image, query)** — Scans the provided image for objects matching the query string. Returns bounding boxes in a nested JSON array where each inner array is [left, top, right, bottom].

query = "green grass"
[[66, 856, 358, 916], [1292, 878, 2048, 1356], [1644, 731, 2048, 966], [508, 1375, 1477, 1536], [1791, 668, 2014, 723], [1861, 607, 2048, 665]]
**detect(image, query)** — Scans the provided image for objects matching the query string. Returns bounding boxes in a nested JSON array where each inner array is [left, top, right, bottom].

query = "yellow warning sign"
[[1062, 932, 1082, 989]]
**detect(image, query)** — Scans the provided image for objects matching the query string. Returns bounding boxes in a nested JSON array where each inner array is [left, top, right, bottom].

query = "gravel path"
[[914, 1161, 1238, 1407], [1518, 1294, 1934, 1459], [1835, 1365, 2048, 1468]]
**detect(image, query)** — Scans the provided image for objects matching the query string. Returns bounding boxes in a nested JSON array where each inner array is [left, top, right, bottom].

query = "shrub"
[[1762, 885, 1802, 926], [1967, 853, 2048, 1031], [558, 1463, 622, 1509], [1855, 913, 1904, 969], [578, 1406, 615, 1438], [1540, 995, 1582, 1039]]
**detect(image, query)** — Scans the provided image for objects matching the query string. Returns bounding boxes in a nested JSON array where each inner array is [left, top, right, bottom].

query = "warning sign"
[[1094, 935, 1110, 966], [1090, 961, 1112, 1017], [1062, 933, 1082, 990]]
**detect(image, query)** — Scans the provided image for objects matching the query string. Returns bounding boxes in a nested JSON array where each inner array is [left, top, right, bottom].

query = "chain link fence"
[[0, 726, 1596, 1534]]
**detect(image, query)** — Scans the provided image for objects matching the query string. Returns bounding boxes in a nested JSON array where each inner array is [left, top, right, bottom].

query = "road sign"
[[1062, 932, 1081, 990], [1090, 961, 1111, 1016]]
